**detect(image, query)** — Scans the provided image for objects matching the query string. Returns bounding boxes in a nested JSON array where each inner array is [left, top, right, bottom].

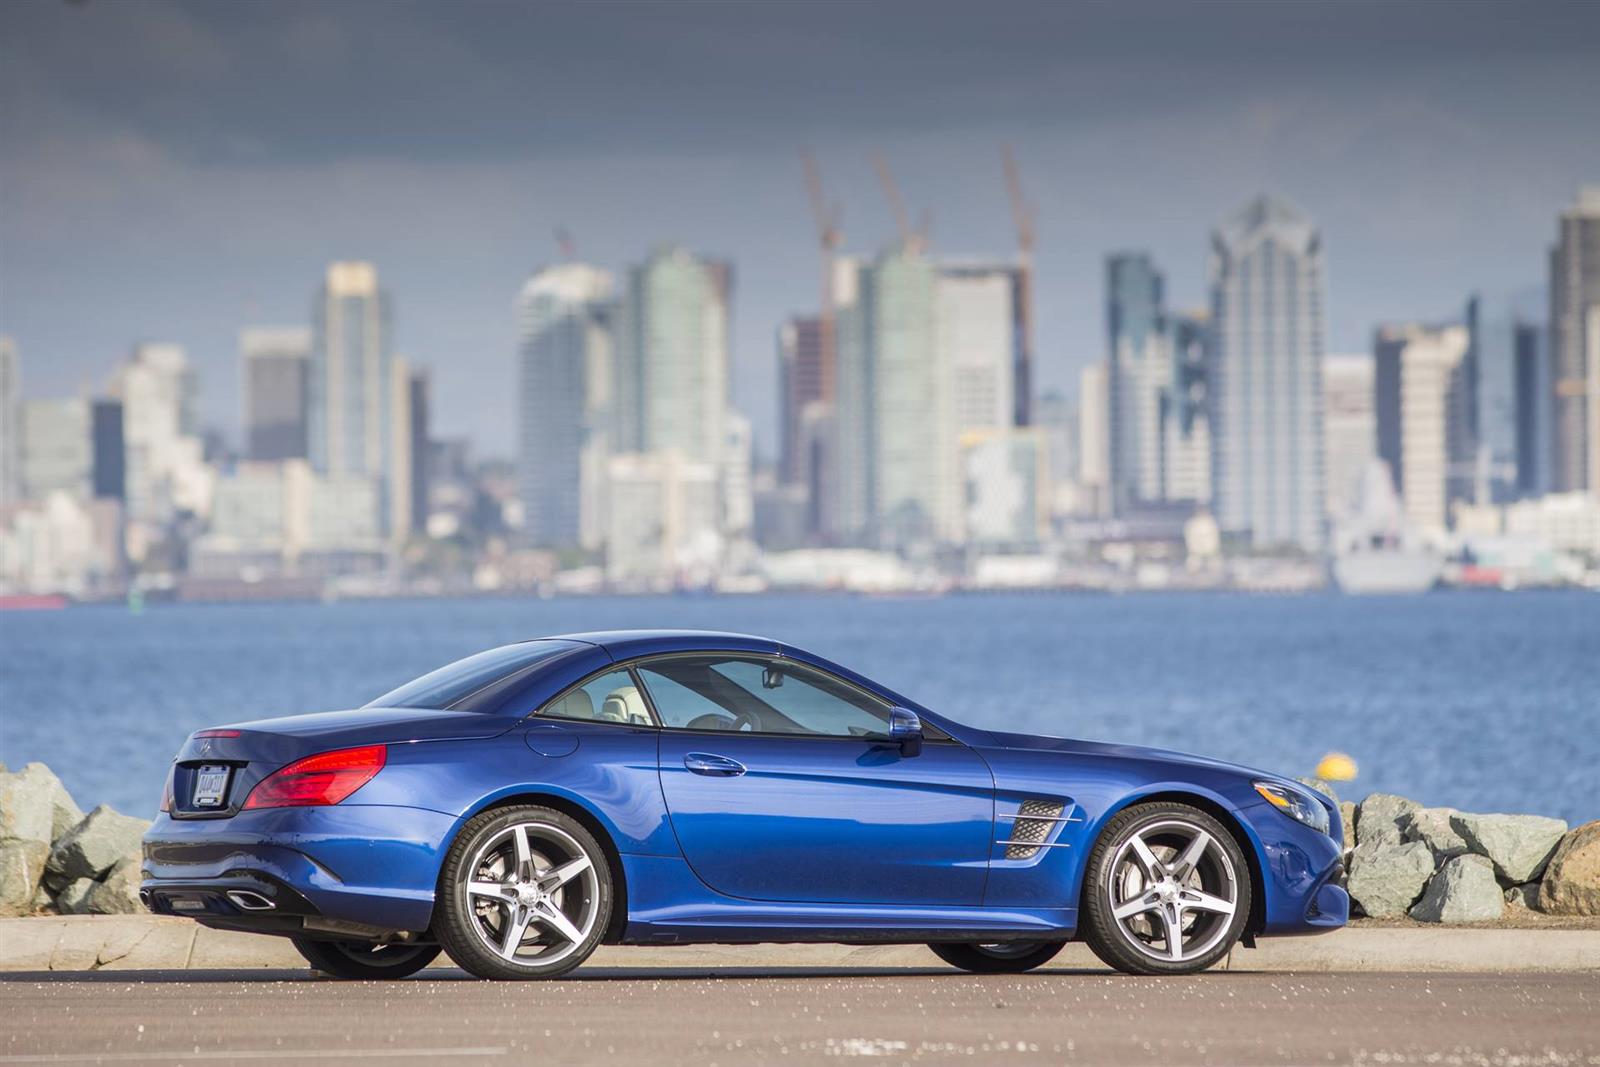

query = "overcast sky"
[[3, 0, 1597, 458]]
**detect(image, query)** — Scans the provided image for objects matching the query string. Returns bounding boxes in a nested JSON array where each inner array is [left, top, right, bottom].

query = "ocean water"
[[2, 591, 1596, 825]]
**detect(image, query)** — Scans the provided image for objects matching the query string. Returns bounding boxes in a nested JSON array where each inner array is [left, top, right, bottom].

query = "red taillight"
[[160, 766, 175, 814], [242, 745, 387, 809], [194, 729, 241, 739]]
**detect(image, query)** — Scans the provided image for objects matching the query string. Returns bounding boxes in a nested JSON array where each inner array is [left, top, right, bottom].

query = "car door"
[[643, 653, 994, 906]]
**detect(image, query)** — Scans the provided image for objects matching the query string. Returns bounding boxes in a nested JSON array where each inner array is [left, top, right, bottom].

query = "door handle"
[[684, 752, 746, 777]]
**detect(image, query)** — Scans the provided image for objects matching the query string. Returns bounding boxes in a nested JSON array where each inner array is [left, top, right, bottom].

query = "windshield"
[[367, 641, 578, 712]]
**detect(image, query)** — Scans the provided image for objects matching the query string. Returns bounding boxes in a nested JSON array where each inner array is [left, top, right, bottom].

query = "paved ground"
[[0, 968, 1595, 1066]]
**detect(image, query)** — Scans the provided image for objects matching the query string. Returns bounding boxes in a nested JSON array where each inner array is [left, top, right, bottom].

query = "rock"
[[1338, 801, 1357, 852], [1346, 839, 1436, 917], [45, 772, 84, 843], [0, 839, 50, 916], [1295, 777, 1340, 806], [1504, 883, 1541, 910], [1539, 820, 1600, 916], [85, 856, 144, 915], [55, 877, 98, 915], [1356, 793, 1420, 848], [29, 884, 55, 914], [1401, 807, 1471, 862], [46, 805, 150, 882], [1410, 854, 1505, 923], [0, 764, 56, 848], [1450, 812, 1568, 884]]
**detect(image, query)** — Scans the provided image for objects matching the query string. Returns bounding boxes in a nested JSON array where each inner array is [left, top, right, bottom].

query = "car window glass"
[[638, 656, 891, 738], [541, 669, 654, 726], [367, 641, 574, 712]]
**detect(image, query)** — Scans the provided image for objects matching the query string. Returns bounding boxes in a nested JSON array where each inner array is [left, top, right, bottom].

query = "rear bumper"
[[141, 804, 458, 935]]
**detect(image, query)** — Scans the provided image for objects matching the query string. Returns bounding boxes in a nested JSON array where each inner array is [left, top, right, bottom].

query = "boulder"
[[1346, 839, 1435, 917], [1410, 854, 1504, 923], [86, 856, 143, 915], [55, 877, 98, 915], [1295, 777, 1340, 806], [1504, 883, 1541, 910], [1400, 807, 1470, 862], [0, 764, 56, 848], [1450, 812, 1568, 884], [1338, 801, 1357, 852], [46, 805, 150, 882], [44, 771, 84, 843], [1356, 793, 1421, 848], [0, 839, 49, 916], [1538, 820, 1600, 916], [29, 884, 55, 915]]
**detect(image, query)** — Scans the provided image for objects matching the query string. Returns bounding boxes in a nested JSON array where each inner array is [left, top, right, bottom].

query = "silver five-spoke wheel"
[[1082, 802, 1252, 975]]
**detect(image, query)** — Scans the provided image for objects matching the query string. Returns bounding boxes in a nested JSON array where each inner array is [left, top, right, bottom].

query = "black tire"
[[929, 940, 1067, 974], [433, 804, 612, 980], [1080, 801, 1252, 976], [291, 937, 440, 980]]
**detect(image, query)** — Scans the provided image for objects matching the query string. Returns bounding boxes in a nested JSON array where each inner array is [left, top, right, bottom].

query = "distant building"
[[0, 337, 18, 506], [1106, 253, 1167, 513], [0, 492, 124, 595], [1374, 323, 1472, 535], [191, 459, 384, 579], [939, 261, 1018, 437], [111, 343, 210, 545], [1034, 389, 1077, 519], [961, 428, 1047, 546], [777, 315, 824, 486], [91, 399, 125, 501], [515, 263, 613, 549], [604, 451, 719, 584], [241, 327, 310, 462], [1210, 195, 1326, 552], [1515, 320, 1547, 495], [721, 411, 754, 537], [1164, 310, 1212, 507], [408, 369, 430, 535], [1077, 360, 1111, 517], [1322, 354, 1375, 517], [1549, 186, 1600, 494], [310, 262, 405, 539], [20, 398, 90, 499]]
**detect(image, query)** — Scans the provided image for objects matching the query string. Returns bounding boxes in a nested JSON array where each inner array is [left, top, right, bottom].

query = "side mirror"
[[886, 706, 923, 757]]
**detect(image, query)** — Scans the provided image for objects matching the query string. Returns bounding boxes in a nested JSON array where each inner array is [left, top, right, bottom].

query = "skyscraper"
[[1514, 320, 1546, 495], [1321, 354, 1375, 517], [1549, 186, 1600, 494], [408, 369, 430, 535], [0, 337, 18, 506], [241, 327, 311, 461], [91, 399, 125, 501], [1373, 323, 1472, 534], [111, 343, 209, 536], [1105, 254, 1167, 514], [938, 262, 1018, 438], [614, 247, 729, 466], [1077, 361, 1111, 517], [1210, 195, 1327, 551], [20, 398, 91, 499], [310, 261, 407, 536], [777, 315, 824, 488], [1164, 310, 1213, 506], [516, 263, 614, 548]]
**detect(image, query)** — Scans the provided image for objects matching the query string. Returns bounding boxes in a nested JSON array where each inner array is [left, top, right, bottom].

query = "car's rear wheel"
[[434, 804, 612, 980], [929, 940, 1066, 974], [1080, 801, 1251, 976], [291, 937, 440, 980]]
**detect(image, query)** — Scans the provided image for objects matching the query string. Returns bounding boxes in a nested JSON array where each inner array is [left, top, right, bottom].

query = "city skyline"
[[4, 1, 1599, 458]]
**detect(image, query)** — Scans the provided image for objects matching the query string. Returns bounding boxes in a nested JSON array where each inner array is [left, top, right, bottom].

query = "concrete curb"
[[3, 916, 1597, 974]]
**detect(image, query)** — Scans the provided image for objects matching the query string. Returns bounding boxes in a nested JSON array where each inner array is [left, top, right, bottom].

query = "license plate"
[[193, 765, 230, 808]]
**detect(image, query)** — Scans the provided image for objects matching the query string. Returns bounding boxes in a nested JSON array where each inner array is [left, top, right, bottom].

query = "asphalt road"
[[1, 967, 1595, 1066]]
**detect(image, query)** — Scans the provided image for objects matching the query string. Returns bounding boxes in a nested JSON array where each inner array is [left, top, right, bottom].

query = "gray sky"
[[3, 0, 1597, 458]]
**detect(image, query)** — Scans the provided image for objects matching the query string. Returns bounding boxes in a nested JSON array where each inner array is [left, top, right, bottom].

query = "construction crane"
[[871, 152, 929, 253], [1003, 145, 1036, 426]]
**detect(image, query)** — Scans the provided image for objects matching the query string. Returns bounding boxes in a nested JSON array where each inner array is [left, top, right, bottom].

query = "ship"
[[1330, 460, 1443, 595]]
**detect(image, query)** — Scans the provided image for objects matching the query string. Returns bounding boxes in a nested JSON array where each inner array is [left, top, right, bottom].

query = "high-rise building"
[[1549, 186, 1600, 494], [21, 399, 91, 499], [111, 343, 211, 541], [778, 315, 824, 486], [91, 400, 125, 501], [1106, 253, 1167, 513], [515, 263, 614, 549], [1514, 320, 1547, 495], [1077, 360, 1111, 517], [1321, 354, 1375, 517], [1210, 195, 1327, 552], [604, 451, 719, 584], [1374, 323, 1472, 534], [310, 261, 405, 537], [1164, 310, 1212, 506], [833, 244, 958, 548], [0, 337, 18, 505], [614, 247, 729, 465], [938, 262, 1018, 437], [241, 327, 310, 462], [408, 369, 430, 535], [961, 428, 1047, 546]]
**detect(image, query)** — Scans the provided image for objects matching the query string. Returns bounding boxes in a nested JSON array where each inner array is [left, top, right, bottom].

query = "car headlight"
[[1253, 780, 1330, 835]]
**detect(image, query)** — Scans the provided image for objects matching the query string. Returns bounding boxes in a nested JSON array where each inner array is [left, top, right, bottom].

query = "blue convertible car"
[[142, 630, 1346, 979]]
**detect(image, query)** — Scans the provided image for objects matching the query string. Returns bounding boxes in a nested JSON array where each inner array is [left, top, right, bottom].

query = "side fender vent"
[[1005, 799, 1066, 860]]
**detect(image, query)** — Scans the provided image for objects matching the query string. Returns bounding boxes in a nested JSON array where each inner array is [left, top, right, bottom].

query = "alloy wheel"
[[463, 821, 601, 968], [1105, 818, 1238, 964]]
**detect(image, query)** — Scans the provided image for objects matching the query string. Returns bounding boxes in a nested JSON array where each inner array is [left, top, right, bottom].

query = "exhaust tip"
[[226, 890, 276, 911], [138, 888, 153, 909]]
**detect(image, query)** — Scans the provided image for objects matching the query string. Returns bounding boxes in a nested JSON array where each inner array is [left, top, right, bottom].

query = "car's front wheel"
[[434, 804, 612, 980], [292, 937, 440, 980], [1080, 801, 1251, 976], [929, 940, 1066, 974]]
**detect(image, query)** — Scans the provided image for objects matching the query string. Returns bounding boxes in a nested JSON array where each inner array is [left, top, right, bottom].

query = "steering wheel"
[[684, 709, 758, 731]]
